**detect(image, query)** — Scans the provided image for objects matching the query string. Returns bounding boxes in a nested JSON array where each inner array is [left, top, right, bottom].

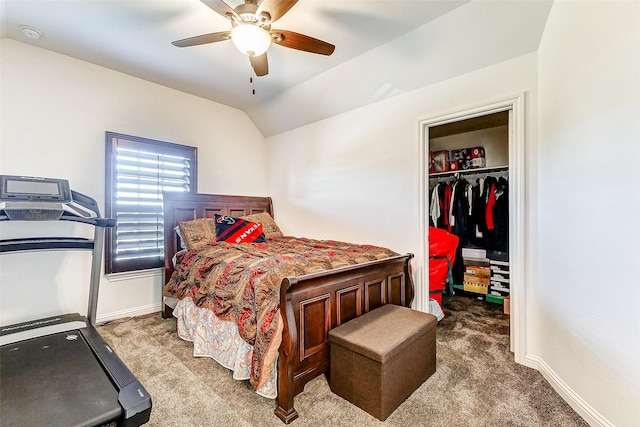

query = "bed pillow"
[[174, 225, 187, 250], [240, 212, 284, 239], [178, 217, 218, 250], [214, 214, 266, 244]]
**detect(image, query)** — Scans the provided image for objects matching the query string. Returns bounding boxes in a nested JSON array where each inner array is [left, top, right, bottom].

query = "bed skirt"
[[173, 297, 278, 398]]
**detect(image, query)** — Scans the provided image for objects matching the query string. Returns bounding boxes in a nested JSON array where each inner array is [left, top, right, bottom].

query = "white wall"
[[267, 52, 537, 247], [537, 1, 640, 426], [0, 39, 267, 325], [266, 50, 539, 361]]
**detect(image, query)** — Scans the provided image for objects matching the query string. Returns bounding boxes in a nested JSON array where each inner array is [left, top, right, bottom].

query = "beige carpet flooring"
[[98, 296, 588, 426]]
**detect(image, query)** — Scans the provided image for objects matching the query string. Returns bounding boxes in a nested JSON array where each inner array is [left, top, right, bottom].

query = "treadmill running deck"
[[1, 330, 122, 427]]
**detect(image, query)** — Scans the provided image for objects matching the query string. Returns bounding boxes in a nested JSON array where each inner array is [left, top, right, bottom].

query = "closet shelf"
[[430, 165, 508, 178]]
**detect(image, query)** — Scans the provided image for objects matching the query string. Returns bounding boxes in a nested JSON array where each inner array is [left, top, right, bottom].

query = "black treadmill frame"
[[0, 187, 152, 426]]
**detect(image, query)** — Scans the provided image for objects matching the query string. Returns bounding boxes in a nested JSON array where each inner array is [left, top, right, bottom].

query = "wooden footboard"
[[274, 253, 414, 423]]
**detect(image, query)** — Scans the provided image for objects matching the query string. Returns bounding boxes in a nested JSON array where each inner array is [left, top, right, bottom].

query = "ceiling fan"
[[172, 0, 335, 77]]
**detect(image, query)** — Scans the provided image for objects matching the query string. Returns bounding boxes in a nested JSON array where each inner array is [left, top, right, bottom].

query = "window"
[[105, 132, 197, 274]]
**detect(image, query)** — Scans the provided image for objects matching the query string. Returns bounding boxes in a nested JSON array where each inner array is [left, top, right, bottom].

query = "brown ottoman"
[[328, 304, 437, 421]]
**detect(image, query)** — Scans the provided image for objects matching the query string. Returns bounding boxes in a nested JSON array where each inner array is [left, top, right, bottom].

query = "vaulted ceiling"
[[1, 0, 552, 136]]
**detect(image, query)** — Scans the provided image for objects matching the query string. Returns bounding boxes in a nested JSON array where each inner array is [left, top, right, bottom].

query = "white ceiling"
[[0, 0, 553, 137]]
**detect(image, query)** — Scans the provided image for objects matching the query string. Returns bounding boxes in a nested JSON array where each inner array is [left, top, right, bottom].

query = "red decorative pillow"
[[214, 214, 266, 244]]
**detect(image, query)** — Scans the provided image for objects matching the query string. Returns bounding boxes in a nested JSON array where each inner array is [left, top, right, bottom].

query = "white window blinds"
[[105, 133, 197, 274]]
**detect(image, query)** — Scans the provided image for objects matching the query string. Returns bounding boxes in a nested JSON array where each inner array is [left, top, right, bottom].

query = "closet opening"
[[429, 111, 509, 305], [418, 94, 526, 362]]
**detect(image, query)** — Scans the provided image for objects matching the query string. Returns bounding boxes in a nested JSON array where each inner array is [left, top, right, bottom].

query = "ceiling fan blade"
[[271, 30, 335, 56], [250, 53, 269, 76], [257, 0, 298, 23], [172, 31, 231, 48], [200, 0, 239, 20]]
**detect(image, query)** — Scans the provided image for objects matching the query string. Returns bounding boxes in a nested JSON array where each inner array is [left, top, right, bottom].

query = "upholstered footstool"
[[328, 304, 437, 421]]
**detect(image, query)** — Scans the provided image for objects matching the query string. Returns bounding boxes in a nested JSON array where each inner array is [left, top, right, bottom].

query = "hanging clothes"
[[485, 181, 497, 230], [430, 184, 441, 227], [492, 177, 509, 252], [429, 170, 509, 284], [468, 178, 486, 247]]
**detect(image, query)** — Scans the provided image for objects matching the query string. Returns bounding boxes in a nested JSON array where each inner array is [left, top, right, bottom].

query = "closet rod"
[[429, 167, 509, 184]]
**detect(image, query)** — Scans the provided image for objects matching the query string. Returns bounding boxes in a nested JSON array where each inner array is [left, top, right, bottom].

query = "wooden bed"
[[162, 192, 414, 423]]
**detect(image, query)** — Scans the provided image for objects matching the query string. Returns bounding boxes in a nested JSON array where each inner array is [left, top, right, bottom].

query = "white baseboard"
[[525, 354, 612, 427], [96, 303, 160, 324]]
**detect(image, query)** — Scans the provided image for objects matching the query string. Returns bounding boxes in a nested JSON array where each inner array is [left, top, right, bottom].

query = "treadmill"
[[0, 175, 152, 427]]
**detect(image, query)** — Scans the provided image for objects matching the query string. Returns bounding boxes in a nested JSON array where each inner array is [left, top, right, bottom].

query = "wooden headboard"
[[162, 192, 274, 285]]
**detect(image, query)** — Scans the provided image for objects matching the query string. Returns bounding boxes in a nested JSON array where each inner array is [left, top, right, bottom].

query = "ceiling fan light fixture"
[[231, 24, 271, 57]]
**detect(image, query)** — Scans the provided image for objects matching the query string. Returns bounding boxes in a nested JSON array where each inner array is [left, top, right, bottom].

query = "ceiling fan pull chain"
[[249, 56, 256, 95]]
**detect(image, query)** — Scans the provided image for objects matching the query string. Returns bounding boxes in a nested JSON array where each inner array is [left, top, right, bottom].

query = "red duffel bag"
[[428, 227, 458, 306]]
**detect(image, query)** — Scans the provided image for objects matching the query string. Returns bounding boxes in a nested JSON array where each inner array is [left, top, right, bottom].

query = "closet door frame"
[[418, 93, 526, 363]]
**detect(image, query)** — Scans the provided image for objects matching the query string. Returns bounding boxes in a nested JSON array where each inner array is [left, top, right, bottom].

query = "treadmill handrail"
[[0, 237, 94, 252], [0, 189, 114, 326]]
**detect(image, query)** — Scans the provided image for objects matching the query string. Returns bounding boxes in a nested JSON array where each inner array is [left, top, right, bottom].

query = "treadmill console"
[[0, 175, 96, 220]]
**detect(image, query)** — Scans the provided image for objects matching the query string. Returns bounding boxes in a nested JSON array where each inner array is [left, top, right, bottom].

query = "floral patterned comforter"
[[165, 236, 398, 390]]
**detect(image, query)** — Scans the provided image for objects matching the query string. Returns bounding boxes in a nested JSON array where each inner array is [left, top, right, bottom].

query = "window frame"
[[105, 132, 197, 274]]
